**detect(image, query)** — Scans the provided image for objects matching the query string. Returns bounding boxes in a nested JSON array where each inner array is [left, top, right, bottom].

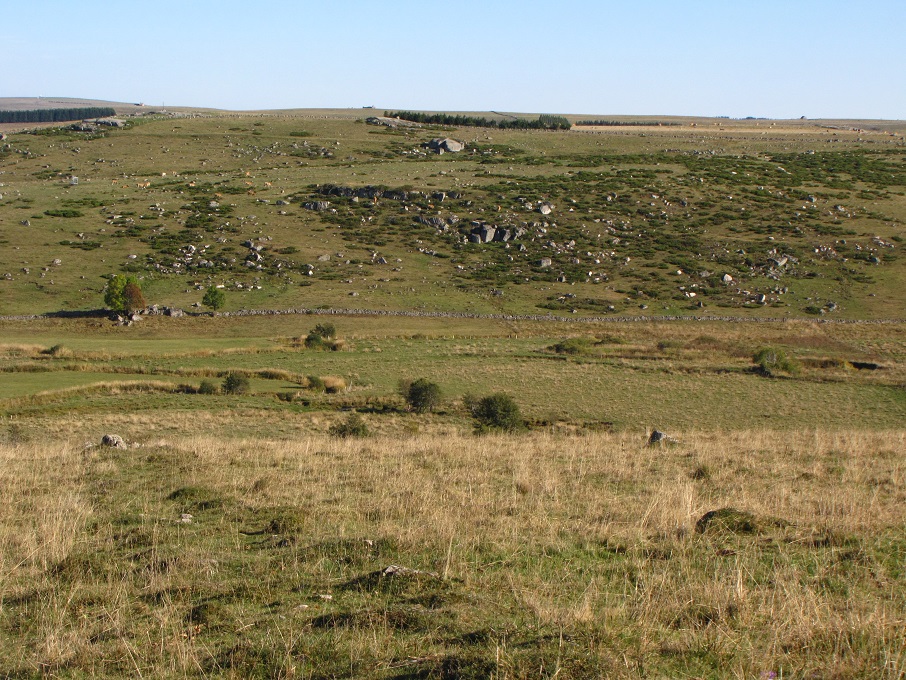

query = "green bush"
[[402, 378, 442, 413], [329, 412, 369, 438], [198, 380, 218, 395], [222, 372, 250, 395], [753, 347, 798, 376], [472, 393, 524, 433]]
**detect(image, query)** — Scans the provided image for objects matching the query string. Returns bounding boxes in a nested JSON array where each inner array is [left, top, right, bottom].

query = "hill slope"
[[1, 110, 904, 318]]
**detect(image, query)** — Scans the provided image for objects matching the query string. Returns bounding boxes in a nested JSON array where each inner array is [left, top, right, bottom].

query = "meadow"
[[1, 106, 904, 677]]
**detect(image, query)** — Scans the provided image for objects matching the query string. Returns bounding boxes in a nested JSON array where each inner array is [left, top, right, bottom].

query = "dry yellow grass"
[[1, 429, 903, 677]]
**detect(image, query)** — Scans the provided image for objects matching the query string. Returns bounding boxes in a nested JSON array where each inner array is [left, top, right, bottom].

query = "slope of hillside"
[[1, 110, 904, 318]]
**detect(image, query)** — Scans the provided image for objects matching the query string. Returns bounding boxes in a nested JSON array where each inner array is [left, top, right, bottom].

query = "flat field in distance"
[[1, 107, 904, 678]]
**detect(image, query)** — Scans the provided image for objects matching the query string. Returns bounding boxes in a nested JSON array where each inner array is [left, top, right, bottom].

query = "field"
[[1, 105, 905, 677]]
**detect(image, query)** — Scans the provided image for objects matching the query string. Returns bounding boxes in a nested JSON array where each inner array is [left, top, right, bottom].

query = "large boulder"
[[427, 138, 465, 153]]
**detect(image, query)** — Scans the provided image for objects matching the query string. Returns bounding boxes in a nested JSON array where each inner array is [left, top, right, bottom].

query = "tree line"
[[384, 111, 571, 130], [0, 107, 116, 124]]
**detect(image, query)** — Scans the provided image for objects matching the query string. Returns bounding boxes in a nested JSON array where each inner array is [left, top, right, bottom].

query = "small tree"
[[472, 393, 524, 433], [222, 372, 250, 395], [122, 281, 146, 314], [203, 286, 225, 311], [402, 378, 442, 413], [104, 274, 144, 314]]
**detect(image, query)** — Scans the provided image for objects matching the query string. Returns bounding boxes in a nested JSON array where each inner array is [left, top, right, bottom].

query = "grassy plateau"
[[0, 105, 904, 678]]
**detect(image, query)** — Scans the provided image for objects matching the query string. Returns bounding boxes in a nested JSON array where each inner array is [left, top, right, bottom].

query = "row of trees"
[[384, 111, 571, 130], [0, 107, 116, 124]]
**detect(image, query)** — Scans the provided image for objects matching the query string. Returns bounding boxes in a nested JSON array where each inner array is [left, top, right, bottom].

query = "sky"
[[3, 0, 904, 119]]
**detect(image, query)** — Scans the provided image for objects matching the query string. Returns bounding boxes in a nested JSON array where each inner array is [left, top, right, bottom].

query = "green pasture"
[[2, 317, 903, 437]]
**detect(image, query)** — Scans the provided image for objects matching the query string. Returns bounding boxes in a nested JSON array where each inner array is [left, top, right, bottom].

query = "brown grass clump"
[[321, 375, 347, 393]]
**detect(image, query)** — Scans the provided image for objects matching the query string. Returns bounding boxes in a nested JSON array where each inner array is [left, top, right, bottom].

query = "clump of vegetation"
[[753, 347, 799, 376], [221, 372, 250, 395], [43, 209, 83, 218], [202, 286, 226, 311], [400, 378, 442, 413], [328, 412, 369, 438], [197, 379, 218, 395], [548, 337, 593, 355], [469, 393, 524, 433], [304, 323, 342, 351]]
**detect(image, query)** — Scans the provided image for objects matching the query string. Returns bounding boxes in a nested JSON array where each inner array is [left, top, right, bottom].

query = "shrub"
[[222, 372, 250, 395], [311, 322, 337, 339], [402, 378, 442, 413], [329, 412, 369, 438], [304, 332, 328, 350], [472, 393, 524, 433], [203, 286, 226, 311], [198, 379, 217, 395], [306, 375, 326, 392], [753, 347, 798, 376]]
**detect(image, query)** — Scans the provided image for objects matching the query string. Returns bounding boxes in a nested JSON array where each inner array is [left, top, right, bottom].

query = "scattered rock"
[[647, 429, 674, 445], [101, 434, 126, 449], [365, 116, 422, 129]]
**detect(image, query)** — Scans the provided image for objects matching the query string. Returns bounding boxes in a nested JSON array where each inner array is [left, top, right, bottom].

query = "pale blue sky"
[[3, 0, 904, 118]]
